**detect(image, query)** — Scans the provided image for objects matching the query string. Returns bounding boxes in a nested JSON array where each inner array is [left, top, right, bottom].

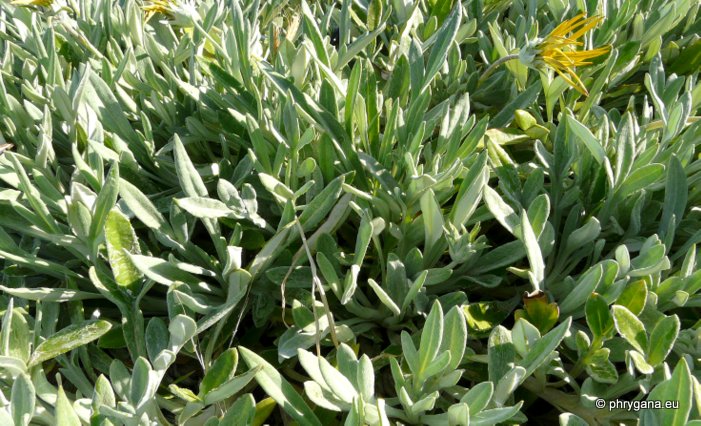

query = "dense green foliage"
[[0, 0, 700, 424]]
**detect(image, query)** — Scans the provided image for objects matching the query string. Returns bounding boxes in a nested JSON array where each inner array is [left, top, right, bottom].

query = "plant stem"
[[477, 53, 520, 85]]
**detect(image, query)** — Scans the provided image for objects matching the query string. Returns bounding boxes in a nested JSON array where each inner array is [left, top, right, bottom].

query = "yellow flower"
[[143, 0, 172, 21], [143, 0, 199, 27], [520, 14, 610, 95], [10, 0, 53, 7]]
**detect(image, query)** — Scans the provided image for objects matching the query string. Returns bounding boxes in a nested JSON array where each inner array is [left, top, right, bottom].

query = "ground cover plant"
[[0, 0, 700, 424]]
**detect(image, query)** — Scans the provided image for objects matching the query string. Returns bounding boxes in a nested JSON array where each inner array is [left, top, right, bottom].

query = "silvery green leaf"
[[298, 349, 334, 395], [564, 218, 601, 255], [447, 402, 470, 426], [337, 25, 386, 69], [367, 279, 401, 316], [119, 178, 169, 231], [644, 358, 692, 426], [200, 349, 238, 396], [90, 162, 120, 241], [417, 300, 444, 380], [105, 209, 142, 289], [304, 381, 345, 411], [440, 306, 467, 371], [168, 315, 197, 351], [175, 197, 234, 219], [491, 84, 541, 128], [248, 224, 292, 280], [108, 360, 131, 401], [488, 326, 516, 384], [612, 305, 647, 354], [56, 385, 80, 425], [410, 391, 439, 416], [173, 134, 208, 198], [220, 394, 256, 425], [629, 239, 670, 277], [67, 196, 92, 239], [318, 355, 358, 404], [402, 270, 428, 314], [93, 374, 116, 409], [203, 366, 260, 405], [517, 317, 571, 379], [460, 381, 494, 414], [559, 413, 589, 426], [421, 350, 451, 379], [512, 319, 540, 359], [99, 405, 137, 423], [2, 308, 29, 365], [0, 356, 27, 377], [585, 348, 618, 384], [178, 401, 206, 425], [130, 357, 156, 411], [520, 211, 544, 290], [660, 155, 687, 236], [259, 173, 294, 202], [401, 331, 420, 375], [11, 373, 34, 426], [422, 4, 461, 91], [493, 366, 525, 405], [617, 164, 665, 199], [145, 318, 170, 365], [9, 154, 59, 233], [420, 189, 445, 258], [356, 354, 374, 401], [526, 194, 550, 237], [483, 186, 519, 235], [153, 350, 176, 373], [299, 175, 345, 232], [559, 265, 603, 316], [128, 254, 204, 288], [6, 279, 94, 304], [239, 346, 322, 426], [566, 115, 607, 166], [28, 320, 112, 367], [646, 315, 679, 366], [470, 402, 523, 426], [585, 293, 614, 340]]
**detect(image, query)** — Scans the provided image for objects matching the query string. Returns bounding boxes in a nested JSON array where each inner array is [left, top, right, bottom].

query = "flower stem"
[[478, 53, 520, 85]]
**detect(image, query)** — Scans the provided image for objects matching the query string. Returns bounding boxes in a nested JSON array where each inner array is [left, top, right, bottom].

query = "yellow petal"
[[549, 13, 585, 38], [543, 57, 588, 95], [559, 46, 611, 64], [567, 15, 604, 41]]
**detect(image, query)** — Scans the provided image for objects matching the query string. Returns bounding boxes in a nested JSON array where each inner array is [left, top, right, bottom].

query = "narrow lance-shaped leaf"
[[418, 300, 444, 379], [175, 197, 234, 219], [105, 209, 142, 289], [173, 134, 208, 197], [119, 178, 169, 231], [422, 4, 461, 91], [89, 162, 120, 241], [56, 384, 81, 425], [660, 155, 687, 235], [612, 305, 648, 354], [520, 210, 544, 291], [646, 358, 692, 426], [421, 189, 445, 253], [646, 315, 680, 366], [238, 346, 322, 426], [29, 320, 112, 367], [566, 115, 606, 165], [11, 373, 35, 426], [518, 317, 572, 379]]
